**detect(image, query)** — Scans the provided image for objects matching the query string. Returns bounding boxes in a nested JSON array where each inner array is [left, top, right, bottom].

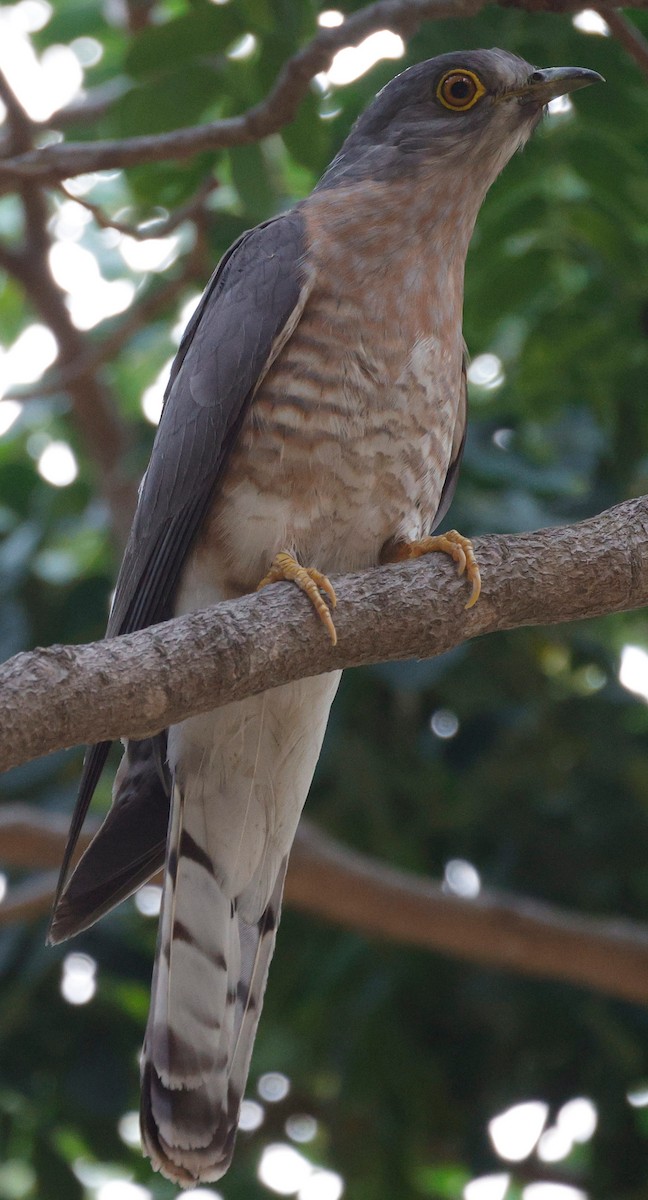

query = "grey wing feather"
[[108, 209, 309, 637], [431, 350, 468, 530], [50, 738, 170, 942], [49, 210, 309, 937]]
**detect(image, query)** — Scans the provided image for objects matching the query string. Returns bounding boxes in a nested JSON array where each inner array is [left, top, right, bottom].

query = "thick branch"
[[0, 0, 632, 191], [4, 808, 648, 1006], [288, 823, 648, 1006], [0, 495, 647, 774]]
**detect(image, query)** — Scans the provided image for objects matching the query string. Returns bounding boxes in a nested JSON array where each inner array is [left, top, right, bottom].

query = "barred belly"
[[189, 175, 470, 594], [206, 288, 464, 590]]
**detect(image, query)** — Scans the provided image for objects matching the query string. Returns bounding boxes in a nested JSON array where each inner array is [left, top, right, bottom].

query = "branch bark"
[[4, 807, 648, 1006], [0, 494, 646, 775]]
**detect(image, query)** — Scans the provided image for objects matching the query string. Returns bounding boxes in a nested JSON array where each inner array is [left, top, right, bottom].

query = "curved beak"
[[510, 65, 604, 106]]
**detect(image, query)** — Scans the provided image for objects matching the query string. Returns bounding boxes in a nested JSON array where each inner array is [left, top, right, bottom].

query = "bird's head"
[[319, 48, 603, 195]]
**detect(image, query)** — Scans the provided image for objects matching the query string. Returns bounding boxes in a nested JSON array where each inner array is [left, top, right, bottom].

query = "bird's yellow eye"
[[437, 69, 486, 111]]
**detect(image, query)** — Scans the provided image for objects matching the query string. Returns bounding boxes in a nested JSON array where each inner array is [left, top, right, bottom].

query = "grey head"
[[318, 48, 603, 191]]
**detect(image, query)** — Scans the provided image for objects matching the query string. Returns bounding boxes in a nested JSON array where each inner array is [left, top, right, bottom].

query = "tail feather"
[[140, 783, 288, 1183], [226, 866, 285, 1113], [140, 672, 342, 1184]]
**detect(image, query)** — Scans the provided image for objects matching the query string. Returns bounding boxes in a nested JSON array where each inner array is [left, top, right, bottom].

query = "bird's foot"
[[380, 530, 481, 609], [257, 551, 338, 645]]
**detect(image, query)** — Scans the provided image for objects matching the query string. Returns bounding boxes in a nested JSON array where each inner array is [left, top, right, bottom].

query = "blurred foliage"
[[2, 2, 648, 1199]]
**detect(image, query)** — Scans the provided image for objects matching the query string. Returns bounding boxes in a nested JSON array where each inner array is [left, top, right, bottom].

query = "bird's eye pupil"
[[437, 70, 484, 111]]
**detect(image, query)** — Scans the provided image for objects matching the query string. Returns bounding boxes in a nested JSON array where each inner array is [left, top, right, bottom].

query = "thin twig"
[[48, 79, 132, 130], [56, 175, 218, 242]]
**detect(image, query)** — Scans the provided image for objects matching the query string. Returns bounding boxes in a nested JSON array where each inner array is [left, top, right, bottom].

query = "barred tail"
[[140, 781, 286, 1185]]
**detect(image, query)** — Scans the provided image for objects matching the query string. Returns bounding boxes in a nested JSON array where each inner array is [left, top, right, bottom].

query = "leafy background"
[[1, 2, 648, 1199]]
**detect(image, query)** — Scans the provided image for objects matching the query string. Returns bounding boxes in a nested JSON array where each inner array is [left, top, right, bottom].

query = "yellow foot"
[[257, 551, 338, 645], [380, 530, 481, 610]]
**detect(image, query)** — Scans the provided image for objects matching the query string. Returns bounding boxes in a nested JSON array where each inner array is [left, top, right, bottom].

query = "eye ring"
[[436, 69, 486, 112]]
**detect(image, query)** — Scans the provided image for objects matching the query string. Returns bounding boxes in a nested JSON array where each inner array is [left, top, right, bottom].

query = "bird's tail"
[[140, 781, 287, 1185]]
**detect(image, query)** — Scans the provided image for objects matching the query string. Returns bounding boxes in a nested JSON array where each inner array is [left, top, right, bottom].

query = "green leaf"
[[125, 3, 243, 77]]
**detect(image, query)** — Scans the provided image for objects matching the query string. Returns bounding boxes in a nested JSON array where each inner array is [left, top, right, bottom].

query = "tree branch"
[[288, 822, 648, 1006], [49, 79, 132, 129], [0, 495, 646, 774], [56, 175, 218, 242], [2, 184, 217, 404], [10, 239, 137, 544], [0, 0, 632, 192], [0, 67, 138, 543], [4, 807, 648, 1006], [5, 232, 207, 403], [0, 65, 33, 156]]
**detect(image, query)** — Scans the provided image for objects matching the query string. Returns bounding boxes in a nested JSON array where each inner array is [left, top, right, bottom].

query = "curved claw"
[[443, 530, 481, 608], [257, 551, 338, 645], [464, 568, 481, 610], [380, 529, 482, 609]]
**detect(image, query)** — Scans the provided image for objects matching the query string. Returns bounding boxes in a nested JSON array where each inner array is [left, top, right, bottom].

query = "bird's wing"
[[50, 209, 312, 928], [108, 209, 310, 639], [49, 737, 171, 943], [431, 350, 468, 530]]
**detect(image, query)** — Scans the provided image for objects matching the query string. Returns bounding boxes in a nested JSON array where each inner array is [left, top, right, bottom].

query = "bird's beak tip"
[[516, 65, 605, 105]]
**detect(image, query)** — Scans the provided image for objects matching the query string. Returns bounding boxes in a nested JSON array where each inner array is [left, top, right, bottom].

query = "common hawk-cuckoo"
[[49, 49, 602, 1186]]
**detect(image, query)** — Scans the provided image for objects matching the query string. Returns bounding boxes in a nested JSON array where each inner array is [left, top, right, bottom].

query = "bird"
[[48, 49, 602, 1186]]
